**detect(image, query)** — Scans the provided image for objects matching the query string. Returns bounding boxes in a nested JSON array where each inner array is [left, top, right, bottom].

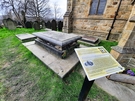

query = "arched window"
[[89, 0, 107, 15]]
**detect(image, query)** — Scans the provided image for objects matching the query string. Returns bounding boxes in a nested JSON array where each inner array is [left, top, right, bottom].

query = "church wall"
[[71, 0, 133, 40]]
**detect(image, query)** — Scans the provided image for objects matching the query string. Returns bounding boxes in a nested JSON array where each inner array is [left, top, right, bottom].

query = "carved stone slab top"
[[33, 31, 82, 46], [81, 36, 99, 44], [16, 33, 36, 40], [16, 33, 36, 42]]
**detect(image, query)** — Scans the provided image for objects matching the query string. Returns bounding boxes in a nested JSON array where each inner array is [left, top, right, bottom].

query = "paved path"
[[79, 68, 135, 101], [95, 77, 135, 101]]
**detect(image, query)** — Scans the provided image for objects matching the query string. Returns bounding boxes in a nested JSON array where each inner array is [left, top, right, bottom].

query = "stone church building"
[[63, 0, 135, 67], [63, 0, 134, 41]]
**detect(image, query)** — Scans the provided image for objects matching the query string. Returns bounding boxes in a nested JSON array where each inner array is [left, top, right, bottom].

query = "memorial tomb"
[[33, 31, 82, 58]]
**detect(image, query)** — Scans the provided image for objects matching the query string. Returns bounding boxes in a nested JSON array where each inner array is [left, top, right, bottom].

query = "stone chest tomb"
[[33, 31, 82, 58]]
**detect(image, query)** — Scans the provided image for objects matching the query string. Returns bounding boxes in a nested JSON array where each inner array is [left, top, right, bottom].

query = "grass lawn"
[[0, 28, 118, 101]]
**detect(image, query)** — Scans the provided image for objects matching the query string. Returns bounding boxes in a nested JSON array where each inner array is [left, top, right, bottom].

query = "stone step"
[[23, 41, 80, 78], [78, 67, 135, 101], [16, 33, 36, 43], [78, 36, 101, 46], [95, 77, 135, 101]]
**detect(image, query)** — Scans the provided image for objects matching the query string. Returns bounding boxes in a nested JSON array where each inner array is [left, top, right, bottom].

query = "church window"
[[89, 0, 107, 15]]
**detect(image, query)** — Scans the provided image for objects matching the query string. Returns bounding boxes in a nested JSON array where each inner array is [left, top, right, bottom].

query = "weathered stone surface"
[[16, 33, 36, 42], [40, 21, 45, 29], [108, 74, 135, 85], [33, 31, 82, 47], [125, 23, 135, 30], [4, 18, 16, 30], [58, 21, 63, 31], [33, 21, 40, 30], [111, 47, 135, 67], [95, 77, 135, 101], [111, 46, 135, 54], [78, 35, 101, 46], [33, 31, 81, 58], [62, 11, 73, 33], [79, 67, 135, 101], [111, 50, 121, 60], [129, 15, 135, 22], [111, 5, 135, 67], [81, 36, 99, 44], [51, 19, 57, 31], [23, 41, 80, 78], [2, 19, 8, 28], [46, 21, 51, 29], [7, 19, 16, 30], [63, 0, 132, 40], [25, 21, 32, 28], [127, 58, 135, 68]]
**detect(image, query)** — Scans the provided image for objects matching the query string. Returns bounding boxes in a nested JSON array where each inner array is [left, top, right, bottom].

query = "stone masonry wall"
[[71, 0, 133, 40], [110, 5, 135, 67]]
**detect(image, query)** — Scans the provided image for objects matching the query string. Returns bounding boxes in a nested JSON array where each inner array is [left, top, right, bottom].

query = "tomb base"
[[35, 38, 80, 59]]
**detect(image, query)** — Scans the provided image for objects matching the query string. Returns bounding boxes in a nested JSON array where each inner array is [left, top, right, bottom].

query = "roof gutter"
[[106, 0, 123, 40]]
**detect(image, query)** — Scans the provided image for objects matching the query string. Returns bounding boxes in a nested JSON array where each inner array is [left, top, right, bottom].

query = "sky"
[[0, 0, 67, 16], [49, 0, 67, 15]]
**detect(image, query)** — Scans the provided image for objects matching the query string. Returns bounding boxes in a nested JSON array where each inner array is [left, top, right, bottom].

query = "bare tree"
[[19, 0, 30, 23], [27, 0, 51, 21], [20, 0, 30, 14], [53, 2, 63, 21], [0, 0, 51, 25], [0, 0, 26, 27], [0, 0, 52, 25], [2, 9, 13, 19]]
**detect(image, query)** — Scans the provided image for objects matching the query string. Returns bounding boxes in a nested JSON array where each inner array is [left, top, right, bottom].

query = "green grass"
[[130, 68, 135, 73], [0, 28, 118, 101], [98, 40, 118, 52], [78, 40, 118, 52]]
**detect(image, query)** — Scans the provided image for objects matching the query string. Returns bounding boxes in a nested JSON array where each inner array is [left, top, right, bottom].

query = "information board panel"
[[75, 46, 125, 81]]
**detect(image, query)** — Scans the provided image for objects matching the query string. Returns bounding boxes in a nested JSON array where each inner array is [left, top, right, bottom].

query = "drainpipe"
[[106, 0, 123, 40], [131, 0, 135, 5]]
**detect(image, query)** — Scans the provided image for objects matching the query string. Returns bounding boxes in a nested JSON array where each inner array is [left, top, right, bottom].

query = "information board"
[[75, 46, 125, 81]]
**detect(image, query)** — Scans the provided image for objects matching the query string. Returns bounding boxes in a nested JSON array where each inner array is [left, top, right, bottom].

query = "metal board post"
[[78, 76, 95, 101]]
